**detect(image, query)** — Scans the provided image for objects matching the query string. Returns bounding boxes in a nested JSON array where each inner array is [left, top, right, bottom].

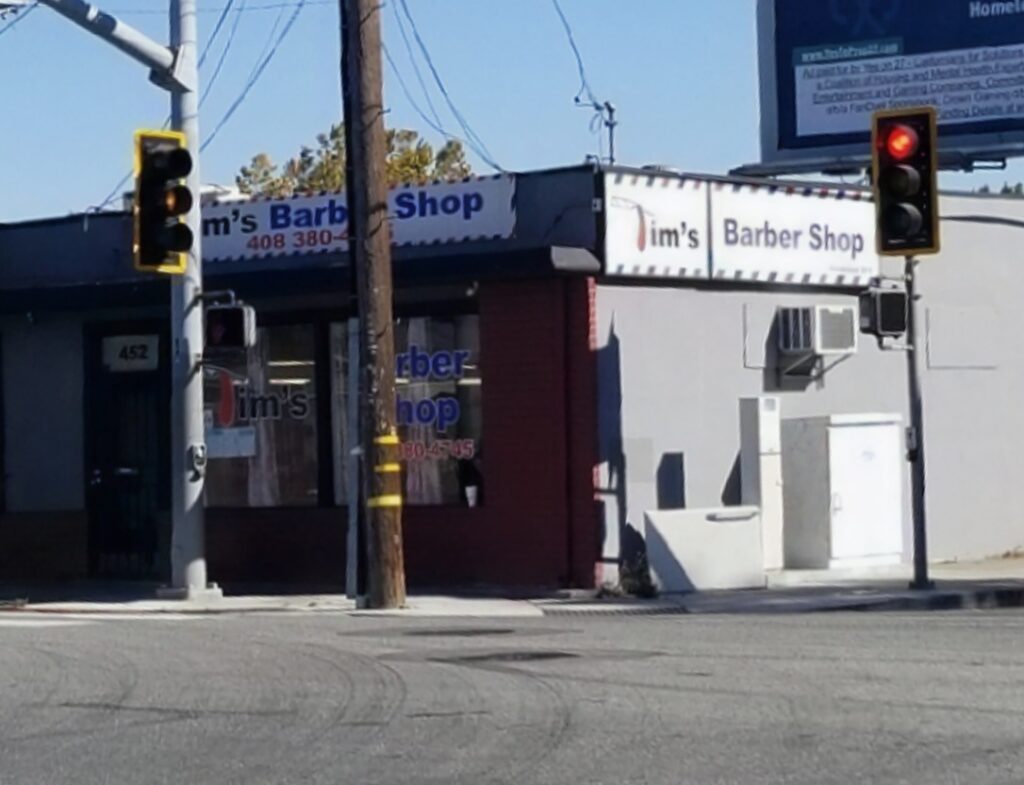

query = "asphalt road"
[[2, 610, 1023, 785]]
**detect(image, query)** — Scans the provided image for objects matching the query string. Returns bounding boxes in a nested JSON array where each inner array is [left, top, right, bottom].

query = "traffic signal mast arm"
[[33, 0, 192, 92]]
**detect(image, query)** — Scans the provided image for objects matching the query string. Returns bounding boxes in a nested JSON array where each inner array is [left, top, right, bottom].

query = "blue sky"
[[2, 0, 1022, 221]]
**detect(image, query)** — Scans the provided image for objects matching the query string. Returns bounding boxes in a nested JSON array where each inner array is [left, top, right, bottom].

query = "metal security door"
[[828, 422, 903, 562], [86, 330, 170, 580]]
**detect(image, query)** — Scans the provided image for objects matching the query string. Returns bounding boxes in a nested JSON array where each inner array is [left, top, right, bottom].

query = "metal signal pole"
[[339, 0, 406, 608], [26, 0, 216, 599], [162, 0, 218, 599], [905, 255, 934, 591]]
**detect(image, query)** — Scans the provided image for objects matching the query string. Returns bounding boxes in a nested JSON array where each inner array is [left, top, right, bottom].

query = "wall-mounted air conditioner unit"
[[777, 305, 858, 356]]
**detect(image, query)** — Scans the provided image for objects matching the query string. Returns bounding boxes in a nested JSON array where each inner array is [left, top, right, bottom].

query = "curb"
[[0, 604, 354, 616], [3, 588, 1021, 619], [538, 605, 690, 618], [537, 587, 1024, 617]]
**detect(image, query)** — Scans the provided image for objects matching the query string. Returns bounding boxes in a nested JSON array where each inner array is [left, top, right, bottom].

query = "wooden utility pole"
[[339, 0, 406, 608]]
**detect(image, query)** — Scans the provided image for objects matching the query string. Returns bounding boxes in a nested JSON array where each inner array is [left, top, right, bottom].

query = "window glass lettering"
[[204, 324, 318, 507], [331, 314, 482, 507]]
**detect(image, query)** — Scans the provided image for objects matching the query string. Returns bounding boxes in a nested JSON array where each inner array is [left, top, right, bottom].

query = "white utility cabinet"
[[781, 414, 904, 569]]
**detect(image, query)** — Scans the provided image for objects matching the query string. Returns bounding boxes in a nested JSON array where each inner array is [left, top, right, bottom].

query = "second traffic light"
[[871, 107, 940, 257], [133, 130, 194, 274]]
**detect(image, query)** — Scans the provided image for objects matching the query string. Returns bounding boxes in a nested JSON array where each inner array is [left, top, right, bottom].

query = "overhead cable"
[[197, 0, 235, 69], [202, 0, 307, 152], [396, 0, 503, 172], [389, 0, 443, 132], [200, 0, 248, 107], [0, 2, 37, 37]]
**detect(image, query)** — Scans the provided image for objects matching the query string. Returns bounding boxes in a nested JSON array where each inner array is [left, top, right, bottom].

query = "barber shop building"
[[1, 165, 1022, 592]]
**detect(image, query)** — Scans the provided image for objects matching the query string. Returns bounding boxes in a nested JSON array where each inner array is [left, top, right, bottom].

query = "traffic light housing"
[[871, 108, 940, 256], [859, 288, 908, 338], [133, 130, 194, 274], [205, 303, 257, 351]]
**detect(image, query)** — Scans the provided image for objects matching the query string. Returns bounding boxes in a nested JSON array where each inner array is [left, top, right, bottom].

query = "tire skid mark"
[[4, 642, 139, 751], [428, 657, 576, 782]]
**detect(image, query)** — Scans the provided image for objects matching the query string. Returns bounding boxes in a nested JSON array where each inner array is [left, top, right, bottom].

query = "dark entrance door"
[[85, 325, 171, 580]]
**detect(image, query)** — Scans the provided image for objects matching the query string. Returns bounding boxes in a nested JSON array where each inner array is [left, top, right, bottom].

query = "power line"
[[90, 1, 237, 212], [395, 0, 503, 172], [0, 2, 37, 37], [103, 0, 329, 14], [89, 0, 239, 211], [202, 0, 307, 153], [389, 0, 442, 132], [549, 0, 616, 164], [92, 172, 134, 212], [382, 42, 473, 152], [197, 0, 235, 69], [200, 0, 248, 108], [245, 3, 287, 84], [90, 116, 171, 211], [94, 0, 304, 209], [550, 0, 600, 107]]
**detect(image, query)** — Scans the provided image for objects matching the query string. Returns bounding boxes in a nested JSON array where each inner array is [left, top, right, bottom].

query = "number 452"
[[118, 344, 149, 361]]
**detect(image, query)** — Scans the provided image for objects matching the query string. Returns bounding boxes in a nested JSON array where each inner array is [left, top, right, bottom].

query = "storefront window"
[[332, 314, 482, 507], [204, 324, 319, 507]]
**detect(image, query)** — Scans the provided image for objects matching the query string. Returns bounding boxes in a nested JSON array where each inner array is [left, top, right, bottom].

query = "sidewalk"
[[2, 559, 1023, 617], [537, 557, 1024, 616], [535, 581, 1024, 616], [0, 583, 543, 617]]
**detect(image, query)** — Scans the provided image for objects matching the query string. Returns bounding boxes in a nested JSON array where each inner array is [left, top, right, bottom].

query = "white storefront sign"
[[710, 183, 879, 287], [604, 173, 880, 288], [201, 175, 516, 262], [604, 173, 709, 278]]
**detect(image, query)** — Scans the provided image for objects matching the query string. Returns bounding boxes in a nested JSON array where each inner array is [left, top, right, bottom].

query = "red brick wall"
[[404, 278, 572, 588], [205, 278, 602, 591]]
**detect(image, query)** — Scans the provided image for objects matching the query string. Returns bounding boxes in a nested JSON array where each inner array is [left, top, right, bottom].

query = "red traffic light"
[[886, 125, 919, 161]]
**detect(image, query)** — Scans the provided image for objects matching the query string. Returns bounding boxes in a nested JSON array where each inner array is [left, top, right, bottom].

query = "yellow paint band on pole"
[[374, 463, 402, 473], [367, 494, 403, 508], [374, 434, 400, 445]]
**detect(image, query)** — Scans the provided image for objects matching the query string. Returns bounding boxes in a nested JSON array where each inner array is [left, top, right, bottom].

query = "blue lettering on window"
[[394, 346, 473, 432]]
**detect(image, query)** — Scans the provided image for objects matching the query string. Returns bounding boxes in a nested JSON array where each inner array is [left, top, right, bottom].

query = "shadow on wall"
[[595, 319, 662, 596], [721, 452, 742, 506], [657, 453, 686, 510], [761, 312, 818, 394], [644, 514, 695, 594], [597, 319, 627, 583]]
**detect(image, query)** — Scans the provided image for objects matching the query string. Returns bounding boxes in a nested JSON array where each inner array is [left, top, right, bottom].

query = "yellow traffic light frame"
[[133, 129, 190, 274], [871, 106, 940, 257]]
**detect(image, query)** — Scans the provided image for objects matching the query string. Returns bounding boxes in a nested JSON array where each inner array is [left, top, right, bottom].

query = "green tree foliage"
[[1004, 182, 1024, 198], [236, 124, 472, 197], [977, 183, 1024, 197]]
